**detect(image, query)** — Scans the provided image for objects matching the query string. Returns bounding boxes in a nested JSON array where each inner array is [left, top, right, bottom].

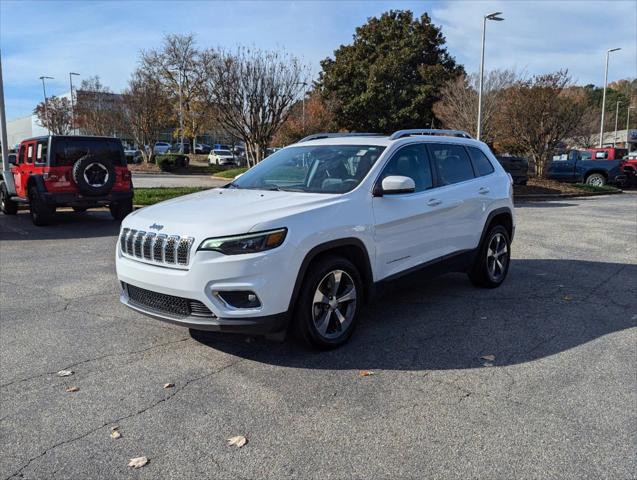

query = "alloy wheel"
[[311, 270, 357, 340], [486, 233, 509, 283]]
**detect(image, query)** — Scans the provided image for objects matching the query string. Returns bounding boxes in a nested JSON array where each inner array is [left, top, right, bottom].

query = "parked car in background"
[[495, 155, 529, 185], [213, 144, 232, 151], [587, 147, 628, 161], [195, 143, 212, 154], [547, 150, 626, 186], [124, 147, 143, 164], [1, 135, 133, 225], [153, 142, 172, 154], [208, 149, 236, 166], [170, 142, 191, 154]]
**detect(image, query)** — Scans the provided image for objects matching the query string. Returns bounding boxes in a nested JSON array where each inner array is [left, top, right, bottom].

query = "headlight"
[[198, 228, 287, 255]]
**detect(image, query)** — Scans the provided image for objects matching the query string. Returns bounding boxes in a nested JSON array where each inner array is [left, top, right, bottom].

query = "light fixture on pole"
[[39, 76, 54, 134], [599, 47, 621, 147], [476, 11, 504, 141], [69, 72, 80, 135]]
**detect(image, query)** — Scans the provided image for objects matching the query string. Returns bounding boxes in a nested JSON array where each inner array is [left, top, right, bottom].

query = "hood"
[[125, 188, 343, 239]]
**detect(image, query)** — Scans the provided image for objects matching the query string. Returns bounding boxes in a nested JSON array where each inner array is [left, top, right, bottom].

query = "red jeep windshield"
[[50, 137, 126, 167]]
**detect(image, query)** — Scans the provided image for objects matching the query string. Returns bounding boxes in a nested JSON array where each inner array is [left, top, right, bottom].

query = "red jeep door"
[[13, 142, 36, 198]]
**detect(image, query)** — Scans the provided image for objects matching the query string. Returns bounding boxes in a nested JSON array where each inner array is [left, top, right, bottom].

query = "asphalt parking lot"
[[1, 193, 635, 479]]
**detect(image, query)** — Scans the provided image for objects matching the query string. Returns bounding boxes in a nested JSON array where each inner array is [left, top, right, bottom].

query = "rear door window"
[[428, 143, 476, 186], [51, 138, 125, 167], [467, 147, 495, 176], [26, 144, 34, 164], [36, 140, 48, 165]]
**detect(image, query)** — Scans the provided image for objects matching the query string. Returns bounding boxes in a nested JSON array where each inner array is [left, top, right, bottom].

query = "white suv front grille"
[[120, 228, 194, 267]]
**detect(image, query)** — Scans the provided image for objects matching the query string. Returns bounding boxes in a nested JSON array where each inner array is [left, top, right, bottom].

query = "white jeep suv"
[[116, 129, 515, 348]]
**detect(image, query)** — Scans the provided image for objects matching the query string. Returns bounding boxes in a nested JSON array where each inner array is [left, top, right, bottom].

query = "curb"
[[514, 190, 622, 201]]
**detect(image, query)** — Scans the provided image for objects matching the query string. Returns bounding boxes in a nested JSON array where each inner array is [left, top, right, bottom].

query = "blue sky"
[[1, 0, 636, 120]]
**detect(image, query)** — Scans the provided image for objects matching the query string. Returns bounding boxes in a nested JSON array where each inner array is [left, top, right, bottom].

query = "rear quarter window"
[[51, 138, 125, 167], [467, 147, 495, 176]]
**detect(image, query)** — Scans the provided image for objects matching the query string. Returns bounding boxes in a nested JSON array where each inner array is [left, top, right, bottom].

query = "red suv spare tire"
[[72, 155, 116, 196]]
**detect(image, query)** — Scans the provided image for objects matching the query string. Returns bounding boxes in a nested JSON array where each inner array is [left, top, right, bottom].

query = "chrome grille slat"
[[119, 229, 194, 269]]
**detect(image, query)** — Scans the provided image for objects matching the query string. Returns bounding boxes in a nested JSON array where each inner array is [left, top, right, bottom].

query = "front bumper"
[[120, 285, 288, 334], [41, 190, 133, 207]]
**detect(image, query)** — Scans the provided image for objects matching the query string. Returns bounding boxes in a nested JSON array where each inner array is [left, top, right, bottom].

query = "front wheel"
[[109, 199, 133, 221], [585, 173, 606, 187], [1, 183, 18, 215], [294, 255, 362, 349], [468, 225, 511, 288], [29, 186, 55, 226]]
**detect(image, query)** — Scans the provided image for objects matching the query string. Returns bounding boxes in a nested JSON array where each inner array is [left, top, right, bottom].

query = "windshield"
[[214, 150, 232, 155], [231, 144, 385, 193]]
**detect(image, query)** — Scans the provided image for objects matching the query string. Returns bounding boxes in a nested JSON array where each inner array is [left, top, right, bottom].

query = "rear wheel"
[[468, 225, 511, 288], [0, 183, 18, 215], [294, 255, 362, 349], [109, 199, 133, 221], [29, 186, 55, 226], [585, 173, 606, 187]]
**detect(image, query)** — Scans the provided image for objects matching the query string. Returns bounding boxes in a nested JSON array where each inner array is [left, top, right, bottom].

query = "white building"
[[6, 114, 49, 147]]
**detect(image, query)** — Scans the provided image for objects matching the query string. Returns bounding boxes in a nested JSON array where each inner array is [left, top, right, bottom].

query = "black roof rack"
[[297, 132, 383, 143], [389, 129, 472, 140]]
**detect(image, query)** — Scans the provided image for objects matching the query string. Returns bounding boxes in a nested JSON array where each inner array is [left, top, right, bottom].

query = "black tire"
[[109, 199, 133, 221], [29, 186, 55, 226], [72, 155, 116, 196], [585, 173, 606, 187], [468, 225, 511, 288], [294, 255, 362, 349], [0, 183, 18, 215], [72, 207, 88, 213]]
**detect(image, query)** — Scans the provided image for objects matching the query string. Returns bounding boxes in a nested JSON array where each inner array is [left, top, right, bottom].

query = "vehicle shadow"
[[0, 210, 121, 241], [514, 201, 579, 208], [191, 259, 636, 371]]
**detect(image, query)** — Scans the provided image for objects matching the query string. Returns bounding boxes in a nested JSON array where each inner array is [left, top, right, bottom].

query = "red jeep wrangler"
[[1, 135, 133, 226]]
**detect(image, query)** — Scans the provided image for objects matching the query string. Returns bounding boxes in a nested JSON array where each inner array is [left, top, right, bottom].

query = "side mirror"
[[375, 175, 416, 196]]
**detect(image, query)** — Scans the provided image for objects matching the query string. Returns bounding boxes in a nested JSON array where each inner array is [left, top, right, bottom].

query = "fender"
[[288, 237, 374, 312], [478, 206, 514, 247], [27, 174, 47, 193]]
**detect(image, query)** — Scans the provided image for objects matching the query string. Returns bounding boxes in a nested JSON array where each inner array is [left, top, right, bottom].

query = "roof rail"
[[389, 129, 473, 140], [297, 132, 382, 143]]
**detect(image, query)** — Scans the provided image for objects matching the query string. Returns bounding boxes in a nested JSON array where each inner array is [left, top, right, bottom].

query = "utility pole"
[[599, 47, 621, 147], [613, 101, 620, 147], [1, 51, 16, 195], [39, 76, 54, 134], [477, 12, 504, 141], [69, 72, 80, 135]]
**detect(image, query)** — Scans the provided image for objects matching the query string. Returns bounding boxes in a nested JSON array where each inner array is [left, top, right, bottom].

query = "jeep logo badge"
[[149, 223, 164, 231]]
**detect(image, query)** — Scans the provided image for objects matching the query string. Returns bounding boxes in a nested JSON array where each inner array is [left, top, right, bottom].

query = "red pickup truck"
[[585, 147, 636, 184], [1, 135, 134, 225]]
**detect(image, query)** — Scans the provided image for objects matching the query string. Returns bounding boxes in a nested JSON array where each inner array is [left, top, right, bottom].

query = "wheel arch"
[[479, 207, 514, 247], [584, 169, 608, 180], [26, 174, 47, 192], [288, 238, 374, 312]]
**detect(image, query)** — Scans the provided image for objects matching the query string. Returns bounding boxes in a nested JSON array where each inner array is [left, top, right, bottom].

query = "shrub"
[[155, 154, 188, 172]]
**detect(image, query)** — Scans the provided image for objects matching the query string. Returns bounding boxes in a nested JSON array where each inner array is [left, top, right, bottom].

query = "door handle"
[[427, 198, 442, 206], [478, 187, 490, 194]]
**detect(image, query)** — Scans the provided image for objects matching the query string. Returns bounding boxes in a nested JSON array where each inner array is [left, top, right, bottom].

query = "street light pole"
[[599, 47, 621, 147], [627, 106, 635, 131], [178, 70, 184, 153], [613, 101, 620, 147], [69, 72, 80, 135], [477, 12, 504, 141], [39, 76, 54, 134]]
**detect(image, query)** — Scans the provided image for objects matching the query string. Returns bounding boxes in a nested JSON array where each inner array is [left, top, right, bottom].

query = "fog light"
[[216, 291, 261, 309]]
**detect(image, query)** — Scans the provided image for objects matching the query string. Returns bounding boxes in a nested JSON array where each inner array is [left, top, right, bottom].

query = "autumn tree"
[[433, 70, 518, 145], [319, 10, 463, 132], [208, 46, 308, 166], [273, 90, 337, 145], [122, 69, 172, 162], [33, 96, 72, 135], [75, 76, 124, 136], [498, 71, 587, 177], [141, 34, 215, 152]]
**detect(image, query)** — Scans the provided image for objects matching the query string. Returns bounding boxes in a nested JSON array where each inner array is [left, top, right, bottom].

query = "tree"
[[318, 10, 463, 133], [122, 69, 172, 162], [34, 96, 72, 135], [498, 71, 587, 177], [433, 69, 519, 145], [273, 90, 337, 145], [208, 46, 307, 166], [75, 76, 124, 136], [141, 34, 215, 152]]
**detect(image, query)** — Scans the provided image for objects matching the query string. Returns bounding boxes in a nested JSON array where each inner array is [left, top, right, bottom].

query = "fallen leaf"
[[65, 386, 80, 393], [110, 425, 119, 431], [227, 435, 248, 448], [57, 370, 74, 377], [359, 370, 374, 377], [563, 295, 573, 301], [163, 383, 174, 389], [480, 355, 496, 362], [128, 457, 149, 469], [110, 430, 121, 439]]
